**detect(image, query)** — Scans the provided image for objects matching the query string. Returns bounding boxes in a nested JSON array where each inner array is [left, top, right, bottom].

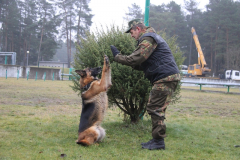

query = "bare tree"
[[227, 46, 240, 70]]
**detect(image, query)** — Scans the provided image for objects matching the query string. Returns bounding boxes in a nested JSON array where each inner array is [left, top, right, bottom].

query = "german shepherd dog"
[[75, 55, 112, 146]]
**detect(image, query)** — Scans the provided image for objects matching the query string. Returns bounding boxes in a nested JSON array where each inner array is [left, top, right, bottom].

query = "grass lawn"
[[0, 78, 240, 160]]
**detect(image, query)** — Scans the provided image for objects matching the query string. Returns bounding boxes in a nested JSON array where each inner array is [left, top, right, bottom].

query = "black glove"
[[110, 45, 120, 57]]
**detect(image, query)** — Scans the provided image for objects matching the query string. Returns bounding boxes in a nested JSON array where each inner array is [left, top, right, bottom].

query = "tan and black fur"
[[75, 55, 112, 146]]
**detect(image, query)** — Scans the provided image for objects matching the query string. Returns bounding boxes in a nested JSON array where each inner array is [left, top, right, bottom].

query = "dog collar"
[[81, 79, 98, 92], [82, 82, 92, 91]]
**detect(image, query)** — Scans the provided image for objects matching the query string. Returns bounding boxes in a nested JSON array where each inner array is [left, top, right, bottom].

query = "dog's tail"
[[96, 126, 106, 142]]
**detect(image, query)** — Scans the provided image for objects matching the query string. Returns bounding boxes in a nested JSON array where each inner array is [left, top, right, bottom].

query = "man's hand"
[[110, 45, 120, 57]]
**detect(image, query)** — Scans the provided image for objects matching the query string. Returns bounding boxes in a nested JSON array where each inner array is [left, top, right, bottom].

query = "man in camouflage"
[[110, 19, 180, 150]]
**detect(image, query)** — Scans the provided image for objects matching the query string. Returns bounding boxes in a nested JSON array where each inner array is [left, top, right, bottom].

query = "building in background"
[[39, 61, 71, 68]]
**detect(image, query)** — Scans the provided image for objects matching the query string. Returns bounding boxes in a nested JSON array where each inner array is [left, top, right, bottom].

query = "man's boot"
[[142, 138, 165, 150], [141, 139, 154, 147]]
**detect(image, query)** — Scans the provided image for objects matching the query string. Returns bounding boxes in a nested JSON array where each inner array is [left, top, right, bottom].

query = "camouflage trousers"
[[146, 74, 180, 139]]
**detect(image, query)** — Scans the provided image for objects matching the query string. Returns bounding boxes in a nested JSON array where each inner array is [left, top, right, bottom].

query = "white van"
[[225, 70, 240, 80]]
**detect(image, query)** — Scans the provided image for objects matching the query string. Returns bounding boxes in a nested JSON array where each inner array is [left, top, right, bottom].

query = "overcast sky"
[[89, 0, 209, 32]]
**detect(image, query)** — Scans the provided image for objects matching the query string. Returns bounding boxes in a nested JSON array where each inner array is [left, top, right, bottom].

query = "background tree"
[[19, 0, 39, 66], [56, 0, 93, 68], [1, 0, 240, 77], [74, 0, 93, 46], [204, 0, 240, 74], [57, 0, 75, 68], [149, 2, 188, 58], [0, 0, 62, 65], [124, 3, 144, 21], [0, 0, 22, 62], [227, 46, 240, 70], [183, 0, 206, 67], [146, 0, 240, 76], [37, 0, 61, 63], [71, 25, 184, 123]]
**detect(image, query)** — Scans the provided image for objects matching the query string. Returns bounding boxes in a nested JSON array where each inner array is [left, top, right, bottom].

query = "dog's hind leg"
[[78, 136, 95, 146], [76, 126, 99, 146]]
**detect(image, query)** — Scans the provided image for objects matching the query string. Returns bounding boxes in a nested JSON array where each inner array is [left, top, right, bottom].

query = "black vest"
[[138, 32, 179, 84]]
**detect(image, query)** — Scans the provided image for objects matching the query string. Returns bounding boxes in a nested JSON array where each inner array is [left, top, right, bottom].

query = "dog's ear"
[[75, 70, 86, 77], [90, 67, 102, 77]]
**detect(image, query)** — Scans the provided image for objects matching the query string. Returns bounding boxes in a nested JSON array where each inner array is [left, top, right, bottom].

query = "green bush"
[[71, 25, 185, 123]]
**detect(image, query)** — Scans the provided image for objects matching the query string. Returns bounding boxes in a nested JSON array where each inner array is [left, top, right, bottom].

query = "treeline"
[[0, 0, 93, 67], [1, 0, 240, 75], [126, 0, 240, 75]]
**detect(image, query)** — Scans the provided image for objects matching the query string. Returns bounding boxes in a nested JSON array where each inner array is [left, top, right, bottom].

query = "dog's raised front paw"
[[104, 55, 109, 65]]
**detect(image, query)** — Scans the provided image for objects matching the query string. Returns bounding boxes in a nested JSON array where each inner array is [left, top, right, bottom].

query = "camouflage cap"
[[125, 19, 143, 33]]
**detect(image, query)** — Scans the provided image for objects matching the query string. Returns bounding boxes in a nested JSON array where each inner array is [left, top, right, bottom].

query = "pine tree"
[[0, 0, 21, 54], [74, 0, 93, 46], [148, 2, 188, 61], [37, 0, 61, 62], [204, 0, 240, 74], [124, 3, 144, 21]]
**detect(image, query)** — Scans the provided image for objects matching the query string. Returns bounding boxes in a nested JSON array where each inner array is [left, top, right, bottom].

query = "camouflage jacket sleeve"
[[114, 37, 157, 68]]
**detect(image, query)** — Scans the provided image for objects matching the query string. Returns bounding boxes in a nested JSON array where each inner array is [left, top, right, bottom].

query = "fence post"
[[62, 63, 64, 81], [6, 70, 7, 79], [5, 56, 7, 64], [52, 72, 54, 81], [227, 85, 230, 92], [17, 69, 19, 80], [27, 71, 29, 80], [35, 72, 37, 81], [44, 72, 46, 81], [69, 68, 72, 80]]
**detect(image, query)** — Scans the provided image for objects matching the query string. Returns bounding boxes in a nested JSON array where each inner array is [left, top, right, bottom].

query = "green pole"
[[139, 110, 144, 120], [227, 86, 230, 93], [52, 72, 54, 81], [5, 56, 7, 64], [62, 63, 64, 81], [17, 70, 19, 80], [69, 68, 72, 80], [27, 71, 29, 80], [6, 70, 7, 79], [144, 0, 150, 27], [44, 72, 46, 81], [35, 72, 37, 81], [142, 0, 151, 119]]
